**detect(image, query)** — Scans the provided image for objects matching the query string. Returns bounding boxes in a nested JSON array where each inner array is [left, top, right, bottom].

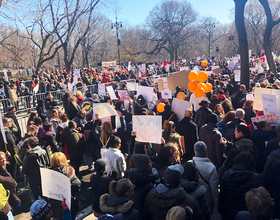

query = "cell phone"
[[131, 131, 136, 136]]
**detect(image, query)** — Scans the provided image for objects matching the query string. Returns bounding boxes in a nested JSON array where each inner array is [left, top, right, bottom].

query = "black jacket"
[[175, 117, 198, 161], [67, 103, 80, 120], [195, 106, 212, 128], [5, 112, 21, 139], [36, 105, 48, 123], [224, 118, 245, 142], [199, 123, 223, 169], [90, 173, 113, 214], [218, 165, 261, 220]]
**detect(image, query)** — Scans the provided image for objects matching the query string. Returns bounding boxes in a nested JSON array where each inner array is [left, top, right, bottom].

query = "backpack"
[[163, 114, 174, 129], [0, 183, 9, 210]]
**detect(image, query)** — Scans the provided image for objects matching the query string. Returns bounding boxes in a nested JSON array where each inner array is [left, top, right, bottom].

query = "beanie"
[[163, 164, 184, 188], [194, 141, 207, 157], [94, 158, 108, 173], [30, 200, 51, 220], [132, 154, 150, 172]]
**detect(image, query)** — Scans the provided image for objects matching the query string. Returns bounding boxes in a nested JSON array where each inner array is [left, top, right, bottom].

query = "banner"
[[106, 86, 117, 100], [171, 98, 192, 121], [98, 84, 106, 96], [161, 90, 172, 99], [40, 168, 71, 209], [132, 116, 162, 144], [137, 86, 154, 102], [234, 69, 241, 82], [262, 94, 277, 115], [251, 113, 280, 125]]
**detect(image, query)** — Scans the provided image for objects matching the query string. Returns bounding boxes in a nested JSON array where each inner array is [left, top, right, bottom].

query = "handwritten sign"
[[40, 168, 71, 209], [234, 69, 241, 82], [262, 94, 277, 115], [98, 84, 106, 96], [254, 87, 280, 111], [118, 90, 130, 101], [171, 98, 192, 121], [106, 86, 117, 100], [246, 93, 254, 101], [161, 90, 172, 99], [133, 116, 162, 144], [92, 103, 117, 119], [137, 86, 154, 102], [228, 61, 235, 70], [251, 113, 280, 125]]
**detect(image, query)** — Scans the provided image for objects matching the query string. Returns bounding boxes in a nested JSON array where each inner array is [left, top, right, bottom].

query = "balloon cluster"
[[188, 71, 212, 98]]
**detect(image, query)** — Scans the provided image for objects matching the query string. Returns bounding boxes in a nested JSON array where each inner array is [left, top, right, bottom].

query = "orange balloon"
[[197, 83, 206, 91], [194, 87, 205, 98], [198, 71, 208, 83], [201, 60, 208, 67], [177, 92, 185, 100], [157, 103, 165, 113], [188, 80, 198, 92], [205, 83, 213, 93], [188, 71, 198, 81]]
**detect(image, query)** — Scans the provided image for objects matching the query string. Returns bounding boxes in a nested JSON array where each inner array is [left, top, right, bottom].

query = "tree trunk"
[[263, 24, 276, 73], [234, 0, 250, 89]]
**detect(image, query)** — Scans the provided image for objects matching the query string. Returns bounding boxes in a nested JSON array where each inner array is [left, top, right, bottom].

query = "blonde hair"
[[166, 206, 186, 220], [76, 90, 83, 97], [50, 152, 69, 168], [100, 122, 112, 146], [68, 96, 77, 106], [0, 151, 7, 168]]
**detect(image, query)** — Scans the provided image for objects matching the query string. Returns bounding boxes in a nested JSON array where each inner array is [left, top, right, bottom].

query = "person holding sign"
[[49, 152, 81, 219]]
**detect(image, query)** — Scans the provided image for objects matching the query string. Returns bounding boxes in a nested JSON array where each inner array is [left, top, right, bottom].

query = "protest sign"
[[118, 90, 130, 101], [106, 86, 117, 100], [0, 111, 7, 144], [98, 84, 106, 96], [194, 66, 200, 73], [246, 93, 254, 101], [234, 69, 241, 82], [3, 69, 8, 82], [137, 86, 154, 102], [126, 82, 137, 91], [161, 90, 172, 99], [251, 113, 280, 125], [228, 61, 235, 70], [132, 116, 162, 144], [197, 57, 201, 61], [40, 168, 71, 209], [206, 71, 213, 76], [254, 87, 280, 111], [92, 103, 117, 119], [212, 68, 223, 74], [141, 64, 146, 71], [157, 70, 190, 93], [171, 98, 192, 121], [262, 94, 277, 115]]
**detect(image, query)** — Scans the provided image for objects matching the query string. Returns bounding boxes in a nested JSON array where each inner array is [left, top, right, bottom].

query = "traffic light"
[[229, 35, 234, 40]]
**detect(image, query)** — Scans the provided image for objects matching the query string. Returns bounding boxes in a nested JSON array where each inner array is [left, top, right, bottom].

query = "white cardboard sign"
[[161, 90, 172, 99], [171, 98, 192, 121], [106, 86, 117, 100], [98, 84, 106, 96], [137, 86, 154, 102], [262, 94, 277, 115]]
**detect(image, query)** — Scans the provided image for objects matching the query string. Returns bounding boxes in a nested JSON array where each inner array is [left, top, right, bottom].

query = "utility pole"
[[111, 12, 122, 64], [204, 20, 216, 59]]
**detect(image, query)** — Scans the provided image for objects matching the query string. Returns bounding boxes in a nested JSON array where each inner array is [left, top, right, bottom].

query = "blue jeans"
[[28, 178, 42, 200]]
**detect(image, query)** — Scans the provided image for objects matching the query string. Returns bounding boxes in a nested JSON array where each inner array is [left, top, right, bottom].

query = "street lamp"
[[204, 21, 216, 60], [111, 15, 122, 64]]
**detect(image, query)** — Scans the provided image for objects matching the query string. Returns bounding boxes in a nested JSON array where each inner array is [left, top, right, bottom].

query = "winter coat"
[[100, 194, 140, 220], [103, 148, 126, 179], [67, 103, 80, 120], [49, 166, 81, 219], [195, 106, 212, 128], [181, 179, 211, 220], [56, 122, 68, 143], [224, 118, 245, 142], [243, 107, 256, 126], [144, 184, 205, 220], [191, 157, 218, 210], [175, 117, 198, 161], [232, 91, 246, 109], [22, 146, 49, 180], [161, 110, 178, 125], [90, 173, 113, 214], [86, 120, 102, 161], [0, 127, 16, 156], [218, 165, 261, 220], [5, 112, 21, 139], [36, 106, 48, 123], [61, 129, 85, 158], [265, 137, 279, 160], [41, 131, 59, 153], [199, 123, 224, 169], [73, 115, 87, 131], [124, 170, 154, 216]]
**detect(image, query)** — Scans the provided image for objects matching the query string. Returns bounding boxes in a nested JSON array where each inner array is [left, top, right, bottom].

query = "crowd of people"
[[0, 58, 280, 220]]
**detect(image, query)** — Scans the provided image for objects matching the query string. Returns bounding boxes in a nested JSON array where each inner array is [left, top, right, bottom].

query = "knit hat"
[[136, 95, 147, 107], [98, 213, 123, 220], [94, 158, 108, 173], [199, 100, 210, 106], [163, 164, 184, 188], [194, 141, 207, 157], [132, 154, 150, 172], [30, 200, 51, 220], [208, 113, 218, 125]]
